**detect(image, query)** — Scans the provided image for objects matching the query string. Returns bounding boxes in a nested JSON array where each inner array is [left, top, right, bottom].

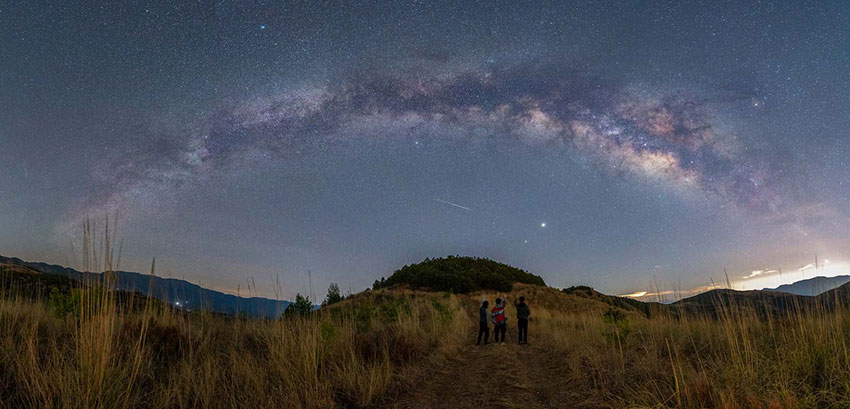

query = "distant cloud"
[[621, 284, 721, 302], [742, 269, 778, 279]]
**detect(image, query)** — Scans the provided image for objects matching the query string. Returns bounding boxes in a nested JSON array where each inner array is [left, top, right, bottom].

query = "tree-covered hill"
[[373, 256, 546, 293]]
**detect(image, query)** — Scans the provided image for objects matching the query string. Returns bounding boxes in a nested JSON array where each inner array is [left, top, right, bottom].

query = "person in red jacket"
[[491, 297, 507, 345]]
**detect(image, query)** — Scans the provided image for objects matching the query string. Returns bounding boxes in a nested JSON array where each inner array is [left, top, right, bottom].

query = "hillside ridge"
[[0, 255, 290, 317], [764, 275, 850, 296]]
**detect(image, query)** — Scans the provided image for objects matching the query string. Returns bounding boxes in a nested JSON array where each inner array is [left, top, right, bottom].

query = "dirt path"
[[386, 335, 592, 409]]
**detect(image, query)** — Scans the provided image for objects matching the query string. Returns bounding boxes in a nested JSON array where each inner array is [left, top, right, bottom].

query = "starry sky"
[[2, 1, 850, 301]]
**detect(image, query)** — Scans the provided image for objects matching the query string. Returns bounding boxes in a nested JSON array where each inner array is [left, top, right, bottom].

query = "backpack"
[[492, 305, 506, 325]]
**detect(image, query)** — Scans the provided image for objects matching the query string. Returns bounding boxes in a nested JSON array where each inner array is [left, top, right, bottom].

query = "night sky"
[[2, 1, 850, 301]]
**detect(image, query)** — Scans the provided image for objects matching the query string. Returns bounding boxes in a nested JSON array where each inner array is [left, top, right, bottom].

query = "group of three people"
[[477, 295, 530, 345]]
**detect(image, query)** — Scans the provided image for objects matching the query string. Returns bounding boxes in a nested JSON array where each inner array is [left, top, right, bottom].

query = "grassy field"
[[0, 274, 468, 409], [4, 271, 850, 408], [505, 284, 850, 408]]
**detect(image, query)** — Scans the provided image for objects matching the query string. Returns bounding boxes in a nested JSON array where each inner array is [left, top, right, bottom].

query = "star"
[[5, 0, 847, 306]]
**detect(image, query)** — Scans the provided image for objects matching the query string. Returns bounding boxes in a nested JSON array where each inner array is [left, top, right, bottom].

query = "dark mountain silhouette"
[[0, 255, 290, 317], [561, 285, 668, 318], [764, 275, 850, 296], [0, 263, 77, 298], [812, 281, 850, 309], [373, 255, 546, 293], [673, 288, 811, 317], [672, 280, 850, 317]]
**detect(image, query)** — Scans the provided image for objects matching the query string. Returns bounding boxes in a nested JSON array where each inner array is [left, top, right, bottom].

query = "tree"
[[324, 283, 344, 306], [372, 277, 386, 290], [284, 293, 313, 316]]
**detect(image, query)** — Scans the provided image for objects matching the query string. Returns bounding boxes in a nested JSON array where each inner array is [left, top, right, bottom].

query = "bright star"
[[259, 24, 267, 30], [540, 222, 546, 227]]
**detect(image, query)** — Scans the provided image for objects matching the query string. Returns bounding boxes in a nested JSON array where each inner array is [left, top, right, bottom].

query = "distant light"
[[259, 24, 267, 30], [540, 222, 546, 227]]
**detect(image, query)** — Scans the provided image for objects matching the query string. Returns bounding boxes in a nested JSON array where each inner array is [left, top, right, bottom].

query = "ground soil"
[[386, 331, 602, 409]]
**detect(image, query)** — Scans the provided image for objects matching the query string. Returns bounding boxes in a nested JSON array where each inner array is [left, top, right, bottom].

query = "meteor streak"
[[435, 199, 472, 212]]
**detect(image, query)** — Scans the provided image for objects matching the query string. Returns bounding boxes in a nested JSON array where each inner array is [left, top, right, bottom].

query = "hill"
[[373, 256, 546, 293], [0, 263, 77, 298], [0, 255, 290, 317], [674, 288, 813, 316], [813, 280, 850, 308], [765, 275, 850, 296], [561, 285, 668, 318]]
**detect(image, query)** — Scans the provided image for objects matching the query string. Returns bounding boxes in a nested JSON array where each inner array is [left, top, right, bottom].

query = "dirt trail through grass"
[[388, 334, 592, 409]]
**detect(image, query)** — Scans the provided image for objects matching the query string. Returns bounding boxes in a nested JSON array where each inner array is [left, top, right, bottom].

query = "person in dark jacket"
[[477, 300, 490, 345], [514, 296, 531, 344]]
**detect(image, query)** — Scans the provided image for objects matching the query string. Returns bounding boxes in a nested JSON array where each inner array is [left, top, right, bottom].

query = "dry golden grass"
[[6, 270, 850, 409], [1, 217, 472, 409], [0, 284, 469, 409], [498, 284, 850, 408]]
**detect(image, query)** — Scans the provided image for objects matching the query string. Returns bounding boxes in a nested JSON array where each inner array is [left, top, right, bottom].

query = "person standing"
[[514, 296, 530, 344], [491, 297, 507, 345], [477, 300, 490, 345]]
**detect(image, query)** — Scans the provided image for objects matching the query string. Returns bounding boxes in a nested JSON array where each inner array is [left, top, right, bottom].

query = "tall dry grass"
[[520, 285, 850, 409], [8, 232, 850, 409], [1, 217, 470, 409], [0, 286, 469, 409]]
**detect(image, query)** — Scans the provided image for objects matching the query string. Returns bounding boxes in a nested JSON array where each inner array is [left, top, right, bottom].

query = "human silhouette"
[[514, 296, 530, 344], [477, 299, 490, 345]]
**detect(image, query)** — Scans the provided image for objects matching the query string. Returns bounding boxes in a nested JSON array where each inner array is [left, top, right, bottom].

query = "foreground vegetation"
[[0, 270, 468, 409], [6, 260, 850, 408], [509, 284, 850, 408]]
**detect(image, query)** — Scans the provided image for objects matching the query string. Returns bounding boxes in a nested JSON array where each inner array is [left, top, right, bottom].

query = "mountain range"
[[670, 276, 850, 317], [0, 255, 291, 317], [7, 252, 850, 319], [763, 275, 850, 296]]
